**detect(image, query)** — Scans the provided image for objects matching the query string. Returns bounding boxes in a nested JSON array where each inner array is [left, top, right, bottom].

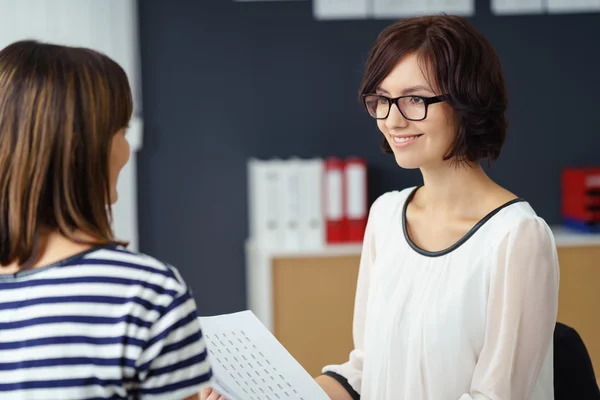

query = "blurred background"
[[2, 0, 599, 382], [137, 0, 600, 315]]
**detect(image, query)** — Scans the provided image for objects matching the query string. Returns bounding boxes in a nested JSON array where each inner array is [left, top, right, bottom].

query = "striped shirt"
[[0, 244, 213, 399]]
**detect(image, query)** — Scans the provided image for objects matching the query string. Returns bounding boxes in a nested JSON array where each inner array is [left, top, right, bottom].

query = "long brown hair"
[[0, 40, 132, 266]]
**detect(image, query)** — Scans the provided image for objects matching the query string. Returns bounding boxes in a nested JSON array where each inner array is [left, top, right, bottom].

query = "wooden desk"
[[272, 254, 359, 378], [246, 227, 600, 378]]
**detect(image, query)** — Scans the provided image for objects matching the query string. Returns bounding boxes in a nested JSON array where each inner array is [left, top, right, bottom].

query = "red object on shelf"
[[345, 157, 368, 243], [324, 158, 346, 244], [561, 167, 600, 222]]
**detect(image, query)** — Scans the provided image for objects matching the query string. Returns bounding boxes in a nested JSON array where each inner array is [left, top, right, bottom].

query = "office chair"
[[554, 322, 600, 399]]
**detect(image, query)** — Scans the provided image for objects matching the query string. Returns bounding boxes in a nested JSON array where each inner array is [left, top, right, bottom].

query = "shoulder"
[[84, 244, 191, 297], [482, 202, 558, 263], [496, 202, 555, 246], [369, 186, 417, 217], [364, 187, 417, 239], [481, 203, 560, 295]]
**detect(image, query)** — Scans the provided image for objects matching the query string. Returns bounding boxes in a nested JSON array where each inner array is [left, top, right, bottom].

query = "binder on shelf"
[[562, 167, 600, 233], [247, 158, 284, 250], [247, 158, 259, 242], [324, 157, 345, 244], [344, 157, 368, 243], [281, 158, 302, 251], [300, 158, 325, 249], [266, 159, 285, 249], [248, 156, 369, 250]]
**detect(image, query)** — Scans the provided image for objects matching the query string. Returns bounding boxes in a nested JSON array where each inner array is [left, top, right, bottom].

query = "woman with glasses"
[[314, 15, 560, 400], [0, 41, 212, 399]]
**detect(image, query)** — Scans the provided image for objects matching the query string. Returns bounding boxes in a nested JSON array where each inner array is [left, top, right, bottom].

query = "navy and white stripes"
[[0, 244, 212, 399]]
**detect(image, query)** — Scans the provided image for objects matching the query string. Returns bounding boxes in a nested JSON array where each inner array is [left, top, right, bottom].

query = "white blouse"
[[323, 187, 560, 400]]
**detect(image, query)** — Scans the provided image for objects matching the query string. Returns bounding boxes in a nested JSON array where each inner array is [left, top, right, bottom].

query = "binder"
[[324, 158, 345, 244], [344, 157, 368, 243], [300, 158, 325, 249], [562, 167, 600, 223], [247, 158, 260, 242], [265, 159, 285, 250], [281, 158, 302, 250], [248, 159, 284, 250], [249, 156, 367, 248]]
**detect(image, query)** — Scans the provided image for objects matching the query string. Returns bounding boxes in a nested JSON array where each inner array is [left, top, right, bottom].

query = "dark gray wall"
[[137, 0, 600, 315]]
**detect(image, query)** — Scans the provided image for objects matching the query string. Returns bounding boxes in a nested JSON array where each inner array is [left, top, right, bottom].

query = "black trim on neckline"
[[0, 243, 119, 280], [402, 186, 526, 258]]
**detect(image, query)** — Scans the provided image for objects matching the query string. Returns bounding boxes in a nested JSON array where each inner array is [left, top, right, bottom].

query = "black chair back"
[[554, 322, 600, 400]]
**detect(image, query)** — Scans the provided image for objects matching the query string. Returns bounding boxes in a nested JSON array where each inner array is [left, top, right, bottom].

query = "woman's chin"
[[393, 153, 423, 170]]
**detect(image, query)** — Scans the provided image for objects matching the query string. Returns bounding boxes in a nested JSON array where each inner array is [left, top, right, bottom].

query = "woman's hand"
[[199, 387, 229, 400]]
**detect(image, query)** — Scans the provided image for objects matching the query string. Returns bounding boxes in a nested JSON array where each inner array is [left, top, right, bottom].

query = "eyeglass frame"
[[361, 93, 447, 121]]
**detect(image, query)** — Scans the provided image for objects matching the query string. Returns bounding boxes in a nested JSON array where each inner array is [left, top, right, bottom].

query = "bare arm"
[[198, 387, 230, 400], [197, 378, 351, 400], [315, 375, 355, 400]]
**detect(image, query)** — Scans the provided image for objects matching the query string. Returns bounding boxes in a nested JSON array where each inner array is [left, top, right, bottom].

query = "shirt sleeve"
[[135, 289, 213, 400], [459, 216, 560, 400], [321, 194, 384, 398]]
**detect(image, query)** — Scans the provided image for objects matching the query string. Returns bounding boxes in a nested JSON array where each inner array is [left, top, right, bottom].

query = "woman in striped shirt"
[[0, 40, 213, 399]]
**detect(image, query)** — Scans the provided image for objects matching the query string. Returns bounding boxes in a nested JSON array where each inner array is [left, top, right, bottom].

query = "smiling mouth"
[[393, 134, 423, 143]]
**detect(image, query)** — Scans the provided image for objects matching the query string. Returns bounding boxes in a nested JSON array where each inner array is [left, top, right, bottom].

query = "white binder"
[[248, 159, 284, 250], [280, 158, 302, 251], [247, 158, 260, 242], [300, 158, 325, 249]]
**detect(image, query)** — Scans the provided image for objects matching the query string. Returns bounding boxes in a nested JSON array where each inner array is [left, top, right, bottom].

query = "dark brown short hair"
[[0, 40, 132, 265], [359, 15, 507, 163]]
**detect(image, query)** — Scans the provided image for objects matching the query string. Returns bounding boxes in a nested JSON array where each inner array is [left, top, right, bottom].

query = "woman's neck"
[[0, 230, 97, 274], [416, 160, 506, 217]]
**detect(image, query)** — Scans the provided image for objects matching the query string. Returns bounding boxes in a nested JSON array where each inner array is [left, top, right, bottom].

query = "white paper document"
[[199, 311, 329, 400], [373, 0, 428, 17], [491, 0, 544, 14], [234, 0, 306, 2], [313, 0, 370, 20], [428, 0, 475, 15], [373, 0, 474, 18], [546, 0, 600, 13]]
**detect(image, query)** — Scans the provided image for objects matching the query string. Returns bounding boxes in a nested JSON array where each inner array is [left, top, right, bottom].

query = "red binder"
[[324, 158, 345, 244], [562, 167, 600, 232], [562, 167, 600, 221], [344, 157, 368, 243]]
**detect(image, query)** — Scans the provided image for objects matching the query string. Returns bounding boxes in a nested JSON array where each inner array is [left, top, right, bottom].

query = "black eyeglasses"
[[362, 94, 447, 121]]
